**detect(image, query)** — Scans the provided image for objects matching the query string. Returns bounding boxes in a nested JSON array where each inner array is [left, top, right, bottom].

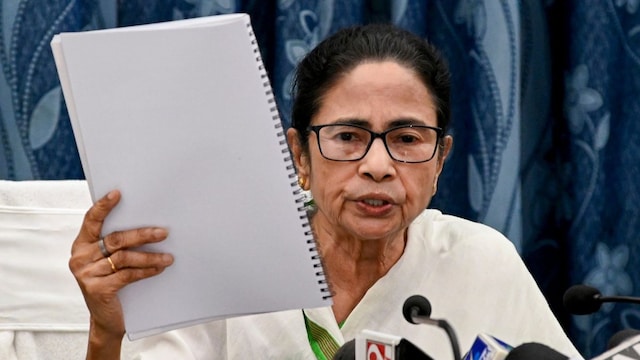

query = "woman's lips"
[[362, 198, 388, 207], [355, 197, 395, 215]]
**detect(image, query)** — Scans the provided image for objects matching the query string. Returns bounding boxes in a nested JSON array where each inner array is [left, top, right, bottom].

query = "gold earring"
[[298, 176, 307, 190]]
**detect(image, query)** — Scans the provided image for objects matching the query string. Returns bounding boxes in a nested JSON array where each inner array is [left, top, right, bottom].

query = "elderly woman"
[[70, 23, 581, 359]]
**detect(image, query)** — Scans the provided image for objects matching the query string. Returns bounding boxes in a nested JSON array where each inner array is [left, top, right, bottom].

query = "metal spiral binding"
[[245, 20, 330, 301]]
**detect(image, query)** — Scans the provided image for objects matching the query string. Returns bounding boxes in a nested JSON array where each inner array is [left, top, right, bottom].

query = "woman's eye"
[[338, 132, 355, 141], [393, 132, 422, 144], [400, 135, 417, 143]]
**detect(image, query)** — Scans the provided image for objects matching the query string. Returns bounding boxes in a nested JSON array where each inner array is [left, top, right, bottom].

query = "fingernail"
[[161, 254, 174, 264], [107, 190, 116, 200], [153, 228, 168, 238]]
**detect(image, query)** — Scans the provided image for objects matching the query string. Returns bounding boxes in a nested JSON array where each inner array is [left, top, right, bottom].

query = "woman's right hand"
[[68, 190, 173, 357]]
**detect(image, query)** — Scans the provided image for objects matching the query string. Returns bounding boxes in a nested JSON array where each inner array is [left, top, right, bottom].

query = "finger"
[[71, 227, 169, 274], [112, 266, 169, 286], [85, 257, 121, 277], [101, 227, 168, 258], [80, 265, 168, 302], [75, 250, 173, 280], [109, 250, 173, 271], [78, 190, 121, 245], [72, 256, 118, 280]]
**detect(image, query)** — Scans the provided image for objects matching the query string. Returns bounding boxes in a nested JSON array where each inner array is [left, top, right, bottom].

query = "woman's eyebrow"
[[328, 118, 369, 126], [388, 118, 428, 127], [325, 117, 428, 128]]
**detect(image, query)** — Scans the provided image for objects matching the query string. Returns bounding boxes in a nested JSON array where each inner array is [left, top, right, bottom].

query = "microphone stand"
[[409, 308, 462, 360], [599, 295, 640, 305]]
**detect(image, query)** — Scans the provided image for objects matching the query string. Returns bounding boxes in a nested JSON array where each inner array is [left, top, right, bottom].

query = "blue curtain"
[[1, 0, 639, 356], [0, 0, 115, 180], [558, 1, 640, 357]]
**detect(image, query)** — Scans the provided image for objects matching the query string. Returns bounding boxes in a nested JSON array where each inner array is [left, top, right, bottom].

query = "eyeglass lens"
[[316, 125, 439, 162]]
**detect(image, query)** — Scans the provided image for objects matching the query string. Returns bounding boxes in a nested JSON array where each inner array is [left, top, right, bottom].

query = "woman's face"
[[288, 61, 452, 242]]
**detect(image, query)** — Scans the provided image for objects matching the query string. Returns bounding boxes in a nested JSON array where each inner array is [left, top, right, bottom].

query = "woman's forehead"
[[312, 61, 438, 128]]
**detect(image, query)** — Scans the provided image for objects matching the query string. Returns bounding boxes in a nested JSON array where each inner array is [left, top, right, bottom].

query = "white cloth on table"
[[0, 180, 143, 359], [0, 180, 91, 359]]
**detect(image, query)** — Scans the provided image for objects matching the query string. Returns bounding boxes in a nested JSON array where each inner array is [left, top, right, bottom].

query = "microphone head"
[[607, 329, 640, 350], [505, 342, 568, 360], [402, 295, 432, 324], [332, 339, 355, 360], [563, 284, 602, 315]]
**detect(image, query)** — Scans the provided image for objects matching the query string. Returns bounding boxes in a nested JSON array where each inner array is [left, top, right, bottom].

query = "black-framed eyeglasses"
[[307, 123, 443, 163]]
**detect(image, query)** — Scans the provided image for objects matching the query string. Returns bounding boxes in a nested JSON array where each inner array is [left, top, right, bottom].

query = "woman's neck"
[[311, 217, 407, 323]]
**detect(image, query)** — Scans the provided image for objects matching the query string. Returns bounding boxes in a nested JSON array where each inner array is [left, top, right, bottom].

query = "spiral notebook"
[[50, 13, 331, 340]]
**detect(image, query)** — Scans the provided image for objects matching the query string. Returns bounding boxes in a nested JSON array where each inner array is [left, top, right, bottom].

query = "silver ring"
[[98, 238, 111, 258]]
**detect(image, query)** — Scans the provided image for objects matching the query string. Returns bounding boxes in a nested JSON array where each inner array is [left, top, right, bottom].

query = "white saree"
[[132, 209, 582, 359]]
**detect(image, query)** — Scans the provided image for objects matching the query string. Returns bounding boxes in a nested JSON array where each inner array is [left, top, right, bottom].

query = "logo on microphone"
[[366, 340, 393, 360]]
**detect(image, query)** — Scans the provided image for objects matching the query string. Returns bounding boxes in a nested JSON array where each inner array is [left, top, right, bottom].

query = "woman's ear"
[[286, 128, 310, 188], [436, 135, 453, 177], [432, 135, 453, 196]]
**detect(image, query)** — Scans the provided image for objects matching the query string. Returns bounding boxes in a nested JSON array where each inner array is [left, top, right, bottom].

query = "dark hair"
[[291, 23, 451, 150]]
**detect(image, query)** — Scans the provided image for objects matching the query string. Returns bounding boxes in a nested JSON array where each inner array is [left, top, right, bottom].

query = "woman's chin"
[[343, 218, 404, 242]]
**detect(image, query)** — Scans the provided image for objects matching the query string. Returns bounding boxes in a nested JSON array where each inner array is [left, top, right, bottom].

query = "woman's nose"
[[358, 138, 396, 181]]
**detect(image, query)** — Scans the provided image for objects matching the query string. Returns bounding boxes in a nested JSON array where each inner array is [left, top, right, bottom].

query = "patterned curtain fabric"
[[557, 1, 640, 357], [1, 0, 638, 356], [0, 0, 115, 180]]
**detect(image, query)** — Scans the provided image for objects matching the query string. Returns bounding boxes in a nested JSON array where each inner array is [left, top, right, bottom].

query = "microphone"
[[403, 294, 432, 322], [504, 343, 569, 360], [563, 285, 640, 315], [333, 339, 355, 360], [332, 330, 434, 360], [607, 329, 640, 350], [462, 333, 512, 360], [403, 295, 462, 360], [591, 333, 640, 360]]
